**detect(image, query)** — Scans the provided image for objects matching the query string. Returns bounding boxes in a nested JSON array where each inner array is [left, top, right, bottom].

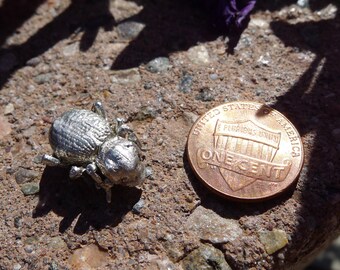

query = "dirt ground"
[[0, 0, 339, 269]]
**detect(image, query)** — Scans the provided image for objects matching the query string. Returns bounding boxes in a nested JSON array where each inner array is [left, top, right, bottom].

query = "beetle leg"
[[69, 166, 85, 179], [104, 186, 112, 204], [41, 154, 61, 166], [86, 163, 113, 203], [92, 101, 107, 120]]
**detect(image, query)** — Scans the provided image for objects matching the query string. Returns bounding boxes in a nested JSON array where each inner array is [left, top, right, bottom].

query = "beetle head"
[[97, 137, 145, 186]]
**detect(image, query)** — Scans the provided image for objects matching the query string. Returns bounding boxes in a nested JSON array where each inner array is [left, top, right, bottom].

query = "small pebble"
[[182, 111, 199, 125], [15, 168, 39, 184], [182, 244, 232, 270], [111, 68, 141, 85], [187, 45, 210, 65], [257, 54, 271, 66], [297, 0, 309, 8], [195, 88, 215, 102], [144, 82, 153, 89], [146, 57, 171, 73], [258, 229, 288, 255], [4, 103, 14, 115], [14, 216, 23, 228], [34, 73, 53, 85], [256, 89, 263, 96], [132, 199, 145, 214], [63, 43, 78, 57], [48, 236, 67, 250], [144, 166, 154, 179], [179, 73, 193, 93], [26, 57, 41, 67], [21, 183, 40, 195], [24, 245, 34, 254], [33, 155, 43, 164], [13, 263, 22, 270], [249, 18, 269, 28], [134, 106, 159, 120], [0, 116, 12, 139], [69, 244, 109, 269], [209, 73, 218, 80], [117, 21, 145, 40], [48, 261, 59, 270]]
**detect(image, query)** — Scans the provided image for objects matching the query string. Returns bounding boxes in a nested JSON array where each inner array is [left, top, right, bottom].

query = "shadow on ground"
[[0, 0, 250, 89], [0, 0, 115, 88], [33, 166, 142, 234], [270, 1, 340, 266]]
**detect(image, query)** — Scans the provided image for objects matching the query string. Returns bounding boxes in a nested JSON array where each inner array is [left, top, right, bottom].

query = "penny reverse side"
[[187, 101, 304, 201]]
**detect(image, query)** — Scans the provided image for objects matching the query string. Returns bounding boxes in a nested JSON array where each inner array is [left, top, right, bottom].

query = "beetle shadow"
[[33, 166, 142, 235], [183, 150, 295, 220]]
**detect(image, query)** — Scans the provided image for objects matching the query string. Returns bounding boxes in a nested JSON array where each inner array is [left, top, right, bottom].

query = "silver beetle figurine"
[[41, 101, 145, 203]]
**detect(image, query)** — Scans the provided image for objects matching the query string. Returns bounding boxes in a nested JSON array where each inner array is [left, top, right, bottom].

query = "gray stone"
[[144, 166, 154, 179], [13, 263, 22, 270], [111, 68, 141, 85], [179, 73, 193, 93], [63, 43, 79, 57], [332, 128, 340, 142], [117, 21, 145, 40], [257, 54, 271, 66], [195, 88, 215, 102], [249, 18, 269, 28], [48, 236, 67, 250], [0, 52, 18, 72], [146, 57, 171, 73], [186, 206, 243, 244], [48, 262, 59, 270], [182, 111, 199, 125], [258, 229, 288, 255], [256, 88, 264, 96], [182, 244, 232, 270], [15, 168, 39, 184], [132, 199, 145, 214], [187, 45, 210, 65], [144, 82, 153, 90], [134, 106, 159, 120], [14, 216, 23, 228], [24, 244, 34, 253], [297, 0, 309, 8], [21, 183, 40, 195], [4, 103, 14, 115], [26, 57, 41, 67], [34, 73, 53, 84], [209, 73, 218, 80], [151, 259, 176, 270]]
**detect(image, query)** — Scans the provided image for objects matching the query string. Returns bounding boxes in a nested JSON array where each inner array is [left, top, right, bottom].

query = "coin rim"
[[186, 101, 304, 202]]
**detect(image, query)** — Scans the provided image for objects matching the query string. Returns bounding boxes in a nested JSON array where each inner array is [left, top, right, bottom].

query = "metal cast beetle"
[[41, 101, 145, 203]]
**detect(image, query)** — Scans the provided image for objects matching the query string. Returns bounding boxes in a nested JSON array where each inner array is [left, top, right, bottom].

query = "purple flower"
[[220, 0, 256, 28]]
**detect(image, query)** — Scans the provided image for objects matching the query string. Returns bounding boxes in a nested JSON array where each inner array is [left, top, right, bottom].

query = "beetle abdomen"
[[49, 109, 113, 164]]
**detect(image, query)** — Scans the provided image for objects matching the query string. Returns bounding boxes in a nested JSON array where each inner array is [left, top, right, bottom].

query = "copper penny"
[[187, 101, 304, 201]]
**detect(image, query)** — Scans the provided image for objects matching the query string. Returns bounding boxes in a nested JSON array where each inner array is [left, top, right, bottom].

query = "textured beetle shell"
[[49, 109, 113, 164]]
